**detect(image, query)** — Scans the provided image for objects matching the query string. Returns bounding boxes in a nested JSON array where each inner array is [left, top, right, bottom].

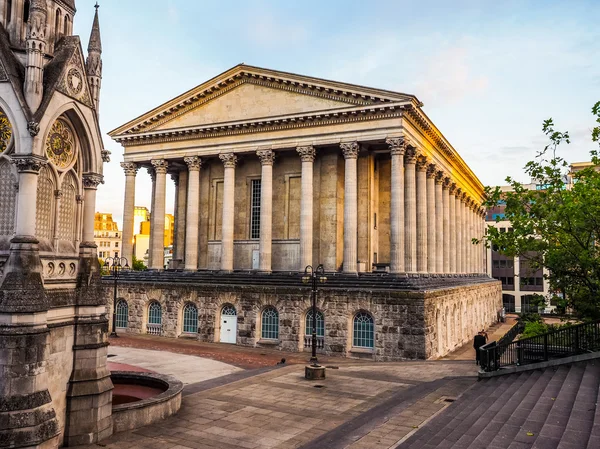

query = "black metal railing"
[[480, 319, 600, 372]]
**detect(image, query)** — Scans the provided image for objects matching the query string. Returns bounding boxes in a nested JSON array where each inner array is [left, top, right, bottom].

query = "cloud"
[[245, 12, 308, 48]]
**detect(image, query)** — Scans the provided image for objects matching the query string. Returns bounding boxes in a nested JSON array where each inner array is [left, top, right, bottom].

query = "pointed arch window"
[[182, 303, 198, 334], [55, 9, 62, 39], [6, 0, 12, 24], [57, 173, 77, 241], [36, 166, 55, 240], [63, 14, 69, 35], [0, 160, 16, 236], [23, 0, 29, 23]]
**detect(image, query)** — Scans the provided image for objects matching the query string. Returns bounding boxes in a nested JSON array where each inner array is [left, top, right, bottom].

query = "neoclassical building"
[[0, 2, 111, 448], [110, 64, 488, 275], [109, 65, 501, 362]]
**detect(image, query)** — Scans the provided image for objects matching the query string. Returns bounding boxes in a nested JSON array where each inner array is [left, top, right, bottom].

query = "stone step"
[[587, 362, 600, 449]]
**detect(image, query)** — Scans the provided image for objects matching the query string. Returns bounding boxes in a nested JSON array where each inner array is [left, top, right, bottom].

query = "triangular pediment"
[[109, 64, 419, 137], [54, 43, 94, 108], [152, 81, 360, 131]]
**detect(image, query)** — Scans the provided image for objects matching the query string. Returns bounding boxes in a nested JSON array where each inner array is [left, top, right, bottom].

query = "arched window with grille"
[[261, 307, 279, 340], [353, 311, 374, 349], [115, 300, 128, 329], [182, 303, 198, 334], [305, 310, 324, 337], [147, 301, 162, 335]]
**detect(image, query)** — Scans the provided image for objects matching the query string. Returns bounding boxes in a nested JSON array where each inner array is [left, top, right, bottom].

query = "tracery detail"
[[46, 119, 75, 169], [57, 174, 77, 240], [0, 160, 17, 235], [36, 166, 54, 239], [0, 109, 12, 154]]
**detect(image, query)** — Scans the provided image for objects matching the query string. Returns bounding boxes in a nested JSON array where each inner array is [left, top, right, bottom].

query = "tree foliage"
[[483, 101, 600, 320], [132, 256, 146, 271]]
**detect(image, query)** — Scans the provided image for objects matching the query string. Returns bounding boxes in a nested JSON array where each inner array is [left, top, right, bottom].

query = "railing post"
[[574, 325, 580, 354], [543, 333, 549, 361], [516, 340, 522, 366]]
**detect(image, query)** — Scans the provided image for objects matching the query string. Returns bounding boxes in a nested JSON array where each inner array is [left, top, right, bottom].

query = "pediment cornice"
[[109, 64, 419, 138]]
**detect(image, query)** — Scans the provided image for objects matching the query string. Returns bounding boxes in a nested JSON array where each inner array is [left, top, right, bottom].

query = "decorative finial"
[[95, 2, 100, 10]]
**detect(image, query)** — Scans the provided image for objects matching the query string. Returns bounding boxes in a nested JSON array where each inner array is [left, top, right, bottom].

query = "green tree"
[[131, 256, 146, 271], [483, 101, 600, 320]]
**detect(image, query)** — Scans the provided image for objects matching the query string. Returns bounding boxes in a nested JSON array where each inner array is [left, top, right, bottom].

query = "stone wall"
[[108, 278, 502, 361]]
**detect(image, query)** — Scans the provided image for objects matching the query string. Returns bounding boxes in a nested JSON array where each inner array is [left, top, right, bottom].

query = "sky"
[[72, 0, 600, 227]]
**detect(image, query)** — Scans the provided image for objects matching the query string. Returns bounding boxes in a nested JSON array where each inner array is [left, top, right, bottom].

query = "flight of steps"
[[399, 359, 600, 449], [106, 270, 493, 291]]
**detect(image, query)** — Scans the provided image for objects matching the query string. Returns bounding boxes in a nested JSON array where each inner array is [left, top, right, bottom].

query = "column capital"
[[435, 170, 445, 184], [184, 156, 202, 171], [76, 194, 84, 204], [442, 176, 452, 190], [151, 159, 169, 174], [11, 154, 47, 173], [449, 182, 457, 195], [341, 141, 359, 159], [219, 152, 237, 168], [82, 173, 104, 189], [426, 163, 437, 178], [120, 161, 139, 176], [460, 192, 468, 202], [101, 149, 111, 163], [385, 137, 410, 156], [455, 187, 463, 198], [297, 145, 316, 162], [405, 147, 419, 164], [257, 149, 275, 166], [54, 189, 63, 199], [416, 155, 428, 172]]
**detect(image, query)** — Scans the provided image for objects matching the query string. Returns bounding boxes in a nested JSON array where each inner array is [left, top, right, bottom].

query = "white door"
[[220, 306, 237, 344], [252, 250, 260, 270]]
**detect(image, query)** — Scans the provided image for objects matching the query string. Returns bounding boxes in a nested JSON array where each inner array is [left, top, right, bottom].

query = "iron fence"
[[480, 319, 600, 372]]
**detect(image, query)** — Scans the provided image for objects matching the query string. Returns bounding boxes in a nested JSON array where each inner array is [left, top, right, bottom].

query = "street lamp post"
[[302, 264, 327, 369], [104, 256, 130, 338]]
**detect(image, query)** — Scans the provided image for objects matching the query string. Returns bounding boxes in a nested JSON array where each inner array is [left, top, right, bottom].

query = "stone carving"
[[101, 149, 111, 163], [385, 137, 409, 156], [340, 141, 359, 159], [26, 0, 47, 41], [36, 166, 54, 240], [426, 163, 437, 178], [405, 147, 419, 165], [82, 173, 104, 189], [66, 67, 84, 96], [219, 153, 237, 168], [46, 119, 75, 169], [57, 174, 76, 241], [11, 155, 47, 173], [0, 108, 12, 153], [256, 149, 275, 166], [151, 159, 169, 174], [442, 176, 452, 190], [184, 156, 202, 171], [435, 170, 445, 185], [416, 155, 429, 171], [57, 51, 94, 107], [0, 160, 17, 235], [0, 59, 8, 82], [449, 183, 457, 195], [27, 121, 40, 136], [296, 145, 316, 162], [121, 162, 139, 176]]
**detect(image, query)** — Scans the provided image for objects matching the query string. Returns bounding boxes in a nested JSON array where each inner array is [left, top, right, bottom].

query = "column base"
[[305, 365, 326, 380]]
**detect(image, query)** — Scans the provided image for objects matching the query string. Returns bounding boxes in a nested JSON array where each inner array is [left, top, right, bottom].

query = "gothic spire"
[[24, 0, 48, 113], [86, 3, 103, 113]]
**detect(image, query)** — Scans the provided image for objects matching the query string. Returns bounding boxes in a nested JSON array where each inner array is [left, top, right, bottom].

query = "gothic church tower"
[[0, 1, 113, 447]]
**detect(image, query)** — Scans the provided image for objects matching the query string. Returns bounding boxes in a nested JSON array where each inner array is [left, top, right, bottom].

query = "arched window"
[[353, 312, 374, 349], [55, 9, 62, 39], [35, 166, 55, 240], [305, 310, 324, 338], [6, 0, 12, 24], [147, 301, 162, 335], [0, 160, 16, 236], [182, 303, 198, 333], [115, 300, 128, 329], [261, 307, 279, 340], [57, 173, 77, 241], [23, 0, 29, 23], [63, 14, 69, 35], [222, 304, 236, 316]]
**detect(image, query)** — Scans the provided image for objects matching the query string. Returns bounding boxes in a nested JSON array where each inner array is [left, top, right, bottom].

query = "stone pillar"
[[404, 148, 418, 272], [150, 159, 168, 270], [455, 190, 463, 273], [470, 204, 476, 273], [52, 190, 62, 250], [416, 156, 428, 273], [386, 138, 406, 274], [219, 153, 237, 272], [147, 167, 156, 268], [434, 172, 444, 273], [297, 146, 315, 270], [341, 141, 359, 274], [1, 155, 60, 449], [174, 170, 188, 264], [466, 200, 473, 273], [171, 173, 179, 263], [82, 173, 104, 244], [442, 178, 450, 273], [184, 156, 201, 270], [426, 165, 436, 273], [257, 150, 275, 272], [120, 162, 138, 264], [460, 195, 468, 273], [449, 184, 457, 273]]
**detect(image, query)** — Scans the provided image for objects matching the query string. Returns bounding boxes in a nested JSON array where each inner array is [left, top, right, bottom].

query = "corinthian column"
[[426, 165, 437, 274], [460, 195, 468, 273], [386, 138, 406, 274], [404, 148, 418, 272], [434, 172, 444, 273], [416, 156, 428, 273], [341, 141, 359, 274], [184, 156, 201, 270], [449, 184, 457, 273], [150, 159, 168, 270], [442, 178, 450, 273], [174, 170, 187, 264], [120, 162, 138, 264], [219, 153, 237, 272], [257, 149, 275, 272], [455, 190, 463, 273], [466, 200, 473, 273], [147, 167, 155, 268], [297, 146, 315, 270]]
